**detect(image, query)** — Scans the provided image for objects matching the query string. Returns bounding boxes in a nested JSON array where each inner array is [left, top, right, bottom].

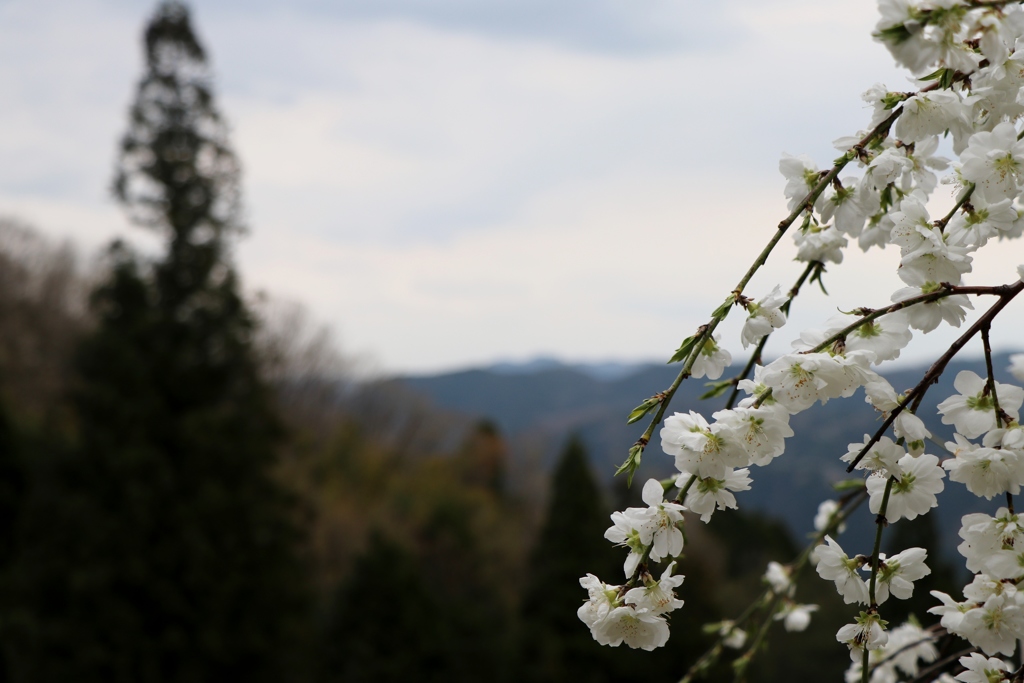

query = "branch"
[[678, 487, 868, 683], [621, 106, 908, 480], [934, 183, 974, 233], [805, 283, 1007, 356], [845, 280, 1024, 472], [723, 261, 819, 409]]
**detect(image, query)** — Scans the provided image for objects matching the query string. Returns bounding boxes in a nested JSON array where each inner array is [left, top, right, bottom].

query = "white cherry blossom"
[[944, 433, 1024, 499], [960, 122, 1024, 203], [740, 285, 788, 349], [794, 225, 847, 264], [957, 591, 1024, 656], [774, 602, 817, 632], [937, 370, 1024, 439], [868, 453, 944, 523], [985, 425, 1024, 454], [862, 377, 930, 448], [860, 145, 913, 193], [946, 197, 1019, 248], [815, 535, 869, 605], [605, 508, 653, 578], [691, 334, 731, 380], [929, 590, 970, 633], [897, 246, 973, 287], [891, 279, 973, 333], [711, 406, 792, 466], [849, 621, 937, 682], [870, 547, 930, 604], [677, 467, 751, 523], [820, 179, 871, 236], [578, 574, 618, 629], [591, 605, 670, 651], [958, 508, 1024, 580], [761, 352, 873, 414], [780, 153, 825, 213], [954, 653, 1011, 683], [624, 561, 685, 615], [764, 561, 792, 595], [884, 622, 937, 678], [842, 434, 905, 479], [1009, 353, 1024, 383], [638, 478, 686, 563], [720, 622, 747, 650], [901, 135, 948, 195], [814, 499, 847, 535], [894, 91, 969, 143], [660, 411, 750, 480], [837, 614, 888, 661]]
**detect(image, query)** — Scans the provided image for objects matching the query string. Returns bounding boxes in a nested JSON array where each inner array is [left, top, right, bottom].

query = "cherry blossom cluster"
[[580, 1, 1024, 679], [843, 621, 938, 683]]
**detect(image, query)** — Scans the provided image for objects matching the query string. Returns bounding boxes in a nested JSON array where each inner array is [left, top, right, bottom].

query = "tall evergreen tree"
[[0, 397, 25, 683], [319, 532, 451, 683], [518, 436, 620, 683], [10, 3, 308, 681]]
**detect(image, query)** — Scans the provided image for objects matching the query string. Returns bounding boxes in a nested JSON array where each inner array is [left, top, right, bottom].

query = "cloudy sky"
[[3, 0, 1023, 375]]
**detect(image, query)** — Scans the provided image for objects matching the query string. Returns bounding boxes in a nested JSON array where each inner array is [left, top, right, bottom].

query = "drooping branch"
[[845, 280, 1024, 472]]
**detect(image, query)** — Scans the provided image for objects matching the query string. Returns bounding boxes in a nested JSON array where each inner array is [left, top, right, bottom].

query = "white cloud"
[[2, 0, 1022, 373]]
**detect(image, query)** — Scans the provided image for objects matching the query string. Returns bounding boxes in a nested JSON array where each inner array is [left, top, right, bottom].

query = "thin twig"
[[906, 646, 977, 683], [806, 283, 1007, 356], [677, 488, 868, 683], [724, 261, 818, 409], [981, 324, 1014, 514], [629, 106, 907, 477], [934, 183, 975, 233], [846, 281, 1024, 472]]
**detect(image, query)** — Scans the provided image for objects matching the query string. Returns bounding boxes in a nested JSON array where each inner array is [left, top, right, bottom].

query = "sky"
[[2, 0, 1024, 375]]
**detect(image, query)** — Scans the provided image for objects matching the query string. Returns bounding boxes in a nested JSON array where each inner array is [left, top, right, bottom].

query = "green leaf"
[[667, 335, 697, 364], [627, 396, 661, 425], [810, 263, 829, 295], [614, 443, 644, 486], [699, 379, 733, 400], [917, 67, 956, 89], [712, 293, 736, 319], [832, 479, 866, 492], [874, 24, 912, 45], [833, 149, 855, 166], [880, 91, 909, 110]]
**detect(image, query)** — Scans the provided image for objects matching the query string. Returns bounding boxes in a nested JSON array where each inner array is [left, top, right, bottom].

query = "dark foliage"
[[7, 3, 309, 681]]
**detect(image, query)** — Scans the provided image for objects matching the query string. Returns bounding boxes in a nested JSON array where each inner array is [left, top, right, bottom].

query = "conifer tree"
[[319, 532, 449, 683], [519, 436, 620, 683], [10, 3, 308, 680], [0, 398, 23, 682]]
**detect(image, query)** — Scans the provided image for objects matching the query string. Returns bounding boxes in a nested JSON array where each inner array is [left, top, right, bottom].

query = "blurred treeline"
[[0, 214, 877, 682], [0, 2, 957, 682]]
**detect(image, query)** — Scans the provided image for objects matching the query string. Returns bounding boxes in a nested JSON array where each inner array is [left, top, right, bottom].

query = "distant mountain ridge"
[[392, 352, 1024, 561], [467, 357, 654, 381]]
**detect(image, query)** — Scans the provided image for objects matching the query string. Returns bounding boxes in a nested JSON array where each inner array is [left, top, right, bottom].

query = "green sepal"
[[919, 67, 956, 89]]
